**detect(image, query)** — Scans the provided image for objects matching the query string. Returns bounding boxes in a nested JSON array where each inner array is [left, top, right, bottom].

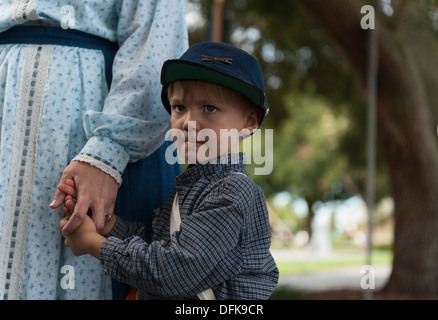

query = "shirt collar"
[[176, 153, 248, 186]]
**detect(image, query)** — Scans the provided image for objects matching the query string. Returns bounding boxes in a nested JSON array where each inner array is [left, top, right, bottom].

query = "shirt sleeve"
[[99, 182, 249, 298], [107, 215, 149, 241], [75, 0, 188, 184]]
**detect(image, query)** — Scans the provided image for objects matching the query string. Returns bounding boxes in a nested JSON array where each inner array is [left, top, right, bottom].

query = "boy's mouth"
[[186, 139, 210, 151], [185, 136, 208, 147], [186, 141, 204, 148]]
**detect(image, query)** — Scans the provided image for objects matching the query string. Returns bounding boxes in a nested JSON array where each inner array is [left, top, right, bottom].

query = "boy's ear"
[[243, 109, 261, 135]]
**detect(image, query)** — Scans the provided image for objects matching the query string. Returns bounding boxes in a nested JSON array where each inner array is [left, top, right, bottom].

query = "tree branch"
[[298, 0, 369, 88]]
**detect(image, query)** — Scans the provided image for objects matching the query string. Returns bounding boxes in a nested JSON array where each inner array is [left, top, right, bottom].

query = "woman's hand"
[[59, 179, 117, 237], [50, 161, 118, 235]]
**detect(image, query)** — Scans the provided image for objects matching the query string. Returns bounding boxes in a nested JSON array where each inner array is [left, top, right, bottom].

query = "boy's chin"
[[185, 155, 215, 165], [186, 152, 237, 165]]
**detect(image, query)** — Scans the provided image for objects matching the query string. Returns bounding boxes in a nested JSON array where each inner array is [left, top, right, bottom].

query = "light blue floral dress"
[[0, 0, 188, 299]]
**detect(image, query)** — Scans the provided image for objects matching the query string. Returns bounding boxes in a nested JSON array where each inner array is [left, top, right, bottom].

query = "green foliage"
[[272, 94, 350, 201], [185, 0, 391, 204]]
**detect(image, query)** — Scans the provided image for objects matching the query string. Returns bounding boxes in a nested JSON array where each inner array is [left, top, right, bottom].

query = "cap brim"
[[161, 60, 265, 110]]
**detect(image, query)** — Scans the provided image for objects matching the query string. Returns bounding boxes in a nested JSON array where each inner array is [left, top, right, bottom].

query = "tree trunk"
[[299, 0, 438, 296], [305, 199, 315, 242]]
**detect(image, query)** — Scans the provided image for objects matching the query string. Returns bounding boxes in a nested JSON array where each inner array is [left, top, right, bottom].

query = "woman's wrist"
[[71, 154, 123, 186]]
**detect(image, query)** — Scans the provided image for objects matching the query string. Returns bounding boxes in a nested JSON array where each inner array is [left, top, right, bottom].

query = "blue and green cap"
[[160, 41, 269, 127]]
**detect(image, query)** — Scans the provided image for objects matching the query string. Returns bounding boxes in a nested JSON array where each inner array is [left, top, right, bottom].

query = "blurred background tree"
[[185, 0, 438, 296]]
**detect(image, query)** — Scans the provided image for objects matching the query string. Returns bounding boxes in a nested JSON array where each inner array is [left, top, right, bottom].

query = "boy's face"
[[169, 82, 259, 164]]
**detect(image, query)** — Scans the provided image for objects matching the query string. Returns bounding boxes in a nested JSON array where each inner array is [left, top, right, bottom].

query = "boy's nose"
[[182, 111, 201, 131]]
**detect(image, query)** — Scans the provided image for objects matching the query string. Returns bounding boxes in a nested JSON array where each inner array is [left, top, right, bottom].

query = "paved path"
[[278, 265, 391, 291]]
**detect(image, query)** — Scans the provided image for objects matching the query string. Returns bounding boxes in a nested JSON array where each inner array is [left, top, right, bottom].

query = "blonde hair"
[[168, 80, 258, 114]]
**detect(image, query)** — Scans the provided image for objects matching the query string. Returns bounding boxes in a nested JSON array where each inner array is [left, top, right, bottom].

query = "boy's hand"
[[58, 179, 79, 216], [60, 215, 105, 258], [62, 195, 76, 217]]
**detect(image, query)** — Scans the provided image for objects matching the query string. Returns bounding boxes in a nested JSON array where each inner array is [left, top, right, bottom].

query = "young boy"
[[59, 41, 279, 300]]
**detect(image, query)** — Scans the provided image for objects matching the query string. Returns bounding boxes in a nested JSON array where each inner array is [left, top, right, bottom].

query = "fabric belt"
[[0, 26, 119, 88]]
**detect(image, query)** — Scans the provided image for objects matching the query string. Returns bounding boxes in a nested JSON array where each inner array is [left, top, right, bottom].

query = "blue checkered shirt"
[[100, 153, 279, 299]]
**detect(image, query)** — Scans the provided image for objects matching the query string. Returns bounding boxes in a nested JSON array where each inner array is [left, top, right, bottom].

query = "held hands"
[[59, 179, 117, 258], [50, 161, 119, 235]]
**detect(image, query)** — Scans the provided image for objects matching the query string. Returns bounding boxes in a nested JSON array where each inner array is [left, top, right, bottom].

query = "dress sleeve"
[[74, 0, 188, 184]]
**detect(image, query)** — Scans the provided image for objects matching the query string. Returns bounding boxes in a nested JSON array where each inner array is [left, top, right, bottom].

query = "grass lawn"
[[276, 249, 392, 276]]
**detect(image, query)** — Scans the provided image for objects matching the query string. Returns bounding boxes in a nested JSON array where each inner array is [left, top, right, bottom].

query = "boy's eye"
[[204, 105, 217, 113], [173, 105, 185, 112]]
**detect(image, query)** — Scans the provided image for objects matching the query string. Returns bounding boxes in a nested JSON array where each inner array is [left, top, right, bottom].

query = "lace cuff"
[[72, 153, 123, 185]]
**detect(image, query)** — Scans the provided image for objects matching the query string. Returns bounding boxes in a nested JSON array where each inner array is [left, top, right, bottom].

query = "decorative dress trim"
[[72, 154, 123, 185], [14, 0, 39, 24], [0, 44, 53, 300]]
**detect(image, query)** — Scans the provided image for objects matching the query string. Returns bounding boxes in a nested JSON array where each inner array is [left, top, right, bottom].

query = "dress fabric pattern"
[[0, 0, 188, 299]]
